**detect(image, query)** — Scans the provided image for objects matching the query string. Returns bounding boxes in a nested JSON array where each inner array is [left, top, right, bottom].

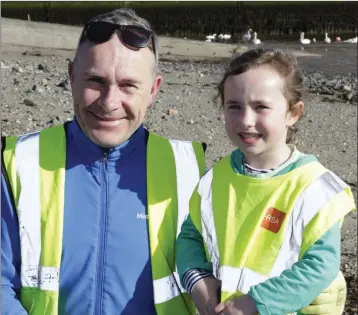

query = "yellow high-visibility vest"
[[189, 156, 355, 302], [2, 124, 206, 315]]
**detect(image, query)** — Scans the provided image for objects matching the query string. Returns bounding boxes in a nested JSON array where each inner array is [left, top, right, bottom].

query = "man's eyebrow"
[[84, 70, 143, 85], [121, 77, 143, 85], [84, 70, 104, 77]]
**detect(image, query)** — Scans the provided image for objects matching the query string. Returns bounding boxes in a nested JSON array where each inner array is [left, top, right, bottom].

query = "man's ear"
[[148, 74, 163, 109], [287, 101, 304, 126]]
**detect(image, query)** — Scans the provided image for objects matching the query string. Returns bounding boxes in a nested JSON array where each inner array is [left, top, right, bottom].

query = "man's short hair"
[[75, 8, 159, 66]]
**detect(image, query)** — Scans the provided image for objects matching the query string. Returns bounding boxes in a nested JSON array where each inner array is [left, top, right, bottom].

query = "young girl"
[[176, 48, 355, 315]]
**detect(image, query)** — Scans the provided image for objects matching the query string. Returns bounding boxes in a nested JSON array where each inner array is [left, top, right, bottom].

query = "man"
[[2, 8, 205, 315], [1, 8, 347, 315]]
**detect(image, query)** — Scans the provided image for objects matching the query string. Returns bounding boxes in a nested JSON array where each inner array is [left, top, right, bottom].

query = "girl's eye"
[[256, 105, 269, 110]]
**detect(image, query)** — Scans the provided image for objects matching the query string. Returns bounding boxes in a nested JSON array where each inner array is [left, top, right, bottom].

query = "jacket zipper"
[[95, 151, 108, 315]]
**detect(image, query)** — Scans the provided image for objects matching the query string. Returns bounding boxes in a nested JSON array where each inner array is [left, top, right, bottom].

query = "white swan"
[[252, 32, 261, 44], [218, 34, 231, 40], [324, 33, 331, 43], [344, 37, 357, 43], [205, 34, 216, 40], [242, 29, 252, 42], [205, 39, 212, 43], [299, 32, 311, 44]]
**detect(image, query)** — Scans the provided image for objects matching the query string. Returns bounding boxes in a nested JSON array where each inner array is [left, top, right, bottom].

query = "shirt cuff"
[[182, 268, 214, 293]]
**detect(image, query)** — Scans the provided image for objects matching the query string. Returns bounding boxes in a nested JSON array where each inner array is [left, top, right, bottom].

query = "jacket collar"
[[66, 118, 147, 163]]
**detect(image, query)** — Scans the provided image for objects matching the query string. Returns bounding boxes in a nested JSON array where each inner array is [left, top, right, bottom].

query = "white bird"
[[344, 37, 357, 43], [242, 29, 252, 42], [252, 32, 261, 45], [223, 34, 231, 40], [205, 34, 216, 40], [299, 32, 311, 44], [205, 39, 212, 43], [324, 32, 331, 43]]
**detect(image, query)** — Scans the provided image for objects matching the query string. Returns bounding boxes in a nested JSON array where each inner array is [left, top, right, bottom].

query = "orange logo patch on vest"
[[261, 207, 286, 233]]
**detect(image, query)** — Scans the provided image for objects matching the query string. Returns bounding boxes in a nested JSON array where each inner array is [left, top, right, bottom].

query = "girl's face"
[[223, 65, 300, 167]]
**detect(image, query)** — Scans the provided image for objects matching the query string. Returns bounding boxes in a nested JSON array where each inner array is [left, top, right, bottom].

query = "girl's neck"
[[244, 144, 292, 170]]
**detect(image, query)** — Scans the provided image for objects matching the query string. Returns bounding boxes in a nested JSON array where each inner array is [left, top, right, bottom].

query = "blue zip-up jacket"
[[1, 119, 157, 315]]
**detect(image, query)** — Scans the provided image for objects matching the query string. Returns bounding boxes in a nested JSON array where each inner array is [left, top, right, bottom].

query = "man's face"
[[69, 35, 162, 148]]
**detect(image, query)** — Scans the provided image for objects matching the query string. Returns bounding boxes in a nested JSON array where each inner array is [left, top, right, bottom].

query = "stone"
[[167, 108, 179, 116], [38, 64, 46, 71], [343, 85, 352, 92], [56, 79, 71, 91], [12, 65, 23, 73], [23, 99, 36, 107]]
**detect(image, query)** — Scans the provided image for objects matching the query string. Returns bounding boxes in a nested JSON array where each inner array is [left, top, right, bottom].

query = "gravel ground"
[[1, 39, 357, 314]]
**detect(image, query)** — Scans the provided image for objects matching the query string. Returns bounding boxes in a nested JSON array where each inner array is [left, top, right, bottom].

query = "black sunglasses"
[[81, 21, 156, 56]]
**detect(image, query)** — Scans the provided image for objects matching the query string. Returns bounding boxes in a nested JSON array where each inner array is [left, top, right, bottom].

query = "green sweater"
[[176, 147, 341, 315]]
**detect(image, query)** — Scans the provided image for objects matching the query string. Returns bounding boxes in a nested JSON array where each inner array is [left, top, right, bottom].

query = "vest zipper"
[[95, 151, 108, 315]]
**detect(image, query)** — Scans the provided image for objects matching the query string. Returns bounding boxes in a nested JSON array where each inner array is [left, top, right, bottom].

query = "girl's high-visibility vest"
[[189, 156, 355, 302], [2, 124, 206, 315]]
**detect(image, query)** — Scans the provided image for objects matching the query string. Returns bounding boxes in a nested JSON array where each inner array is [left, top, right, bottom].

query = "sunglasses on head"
[[81, 21, 156, 56]]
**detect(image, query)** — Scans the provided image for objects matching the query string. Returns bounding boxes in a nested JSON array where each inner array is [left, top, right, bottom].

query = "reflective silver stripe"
[[169, 140, 200, 239], [169, 140, 201, 294], [198, 169, 221, 278], [153, 271, 182, 304], [22, 265, 60, 291], [220, 265, 268, 294], [15, 132, 42, 288], [15, 131, 60, 291], [152, 140, 201, 303], [269, 205, 298, 277], [270, 171, 347, 277], [300, 172, 346, 227]]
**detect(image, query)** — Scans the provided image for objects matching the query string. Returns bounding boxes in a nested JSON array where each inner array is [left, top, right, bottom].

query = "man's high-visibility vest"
[[189, 155, 355, 303], [2, 124, 206, 315]]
